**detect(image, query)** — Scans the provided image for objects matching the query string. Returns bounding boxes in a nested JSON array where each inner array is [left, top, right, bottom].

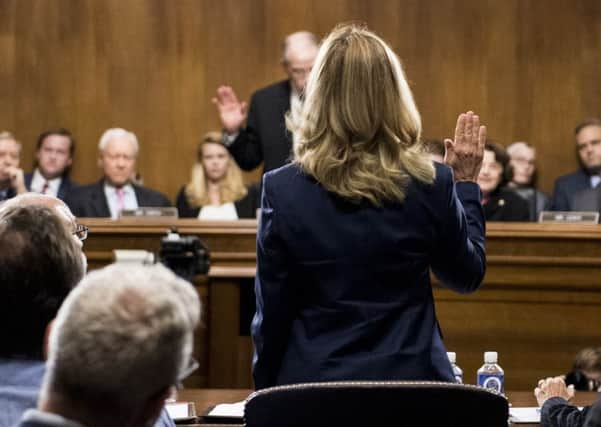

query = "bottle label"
[[477, 373, 504, 393]]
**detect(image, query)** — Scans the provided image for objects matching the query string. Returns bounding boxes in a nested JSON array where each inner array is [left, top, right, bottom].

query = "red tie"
[[41, 181, 49, 194]]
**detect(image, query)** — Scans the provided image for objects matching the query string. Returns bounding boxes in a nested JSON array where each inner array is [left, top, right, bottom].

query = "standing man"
[[65, 128, 171, 218], [551, 119, 601, 211], [25, 129, 78, 200], [0, 132, 27, 201], [213, 31, 319, 173]]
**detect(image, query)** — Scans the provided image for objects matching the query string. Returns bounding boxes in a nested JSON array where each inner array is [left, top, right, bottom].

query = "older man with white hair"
[[16, 263, 201, 427], [0, 131, 27, 201], [212, 31, 319, 174], [65, 128, 171, 218]]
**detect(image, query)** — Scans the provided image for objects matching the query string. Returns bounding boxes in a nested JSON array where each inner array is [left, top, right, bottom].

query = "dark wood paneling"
[[2, 1, 601, 197]]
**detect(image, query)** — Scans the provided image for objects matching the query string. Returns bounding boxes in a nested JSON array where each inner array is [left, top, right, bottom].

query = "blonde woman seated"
[[176, 132, 259, 219]]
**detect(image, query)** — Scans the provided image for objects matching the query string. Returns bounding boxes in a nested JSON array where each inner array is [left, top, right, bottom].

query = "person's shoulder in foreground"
[[535, 376, 601, 427]]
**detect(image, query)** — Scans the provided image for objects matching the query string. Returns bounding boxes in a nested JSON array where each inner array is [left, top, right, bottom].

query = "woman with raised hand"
[[251, 24, 487, 389]]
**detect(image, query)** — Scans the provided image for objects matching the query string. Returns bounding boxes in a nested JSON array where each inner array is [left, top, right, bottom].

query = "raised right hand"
[[212, 85, 247, 134], [444, 111, 486, 182]]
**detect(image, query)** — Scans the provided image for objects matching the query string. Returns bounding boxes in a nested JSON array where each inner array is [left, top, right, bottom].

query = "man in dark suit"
[[0, 131, 27, 202], [535, 376, 601, 427], [65, 128, 171, 218], [24, 129, 77, 201], [551, 118, 601, 211], [572, 185, 601, 213], [212, 31, 319, 174]]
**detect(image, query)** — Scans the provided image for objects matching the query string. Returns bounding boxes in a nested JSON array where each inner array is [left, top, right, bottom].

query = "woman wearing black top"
[[477, 141, 530, 221]]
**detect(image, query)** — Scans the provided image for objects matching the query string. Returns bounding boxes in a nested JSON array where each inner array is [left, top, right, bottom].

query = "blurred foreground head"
[[40, 263, 201, 427], [0, 194, 85, 359]]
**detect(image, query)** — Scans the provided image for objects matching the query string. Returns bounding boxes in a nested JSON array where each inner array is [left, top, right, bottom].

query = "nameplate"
[[120, 207, 179, 218], [538, 211, 599, 224]]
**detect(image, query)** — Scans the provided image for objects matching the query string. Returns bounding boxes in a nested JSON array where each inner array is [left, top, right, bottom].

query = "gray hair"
[[507, 141, 535, 157], [282, 31, 319, 64], [0, 130, 21, 153], [41, 263, 201, 420], [98, 128, 139, 154]]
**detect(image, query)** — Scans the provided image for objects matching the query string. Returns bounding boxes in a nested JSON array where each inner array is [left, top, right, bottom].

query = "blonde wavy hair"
[[292, 25, 435, 205], [185, 132, 247, 207]]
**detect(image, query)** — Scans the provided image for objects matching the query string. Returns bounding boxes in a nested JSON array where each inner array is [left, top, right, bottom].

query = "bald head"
[[1, 193, 76, 233], [281, 31, 319, 94]]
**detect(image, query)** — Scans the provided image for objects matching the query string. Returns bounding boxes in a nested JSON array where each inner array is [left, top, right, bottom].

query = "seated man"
[[0, 194, 175, 427], [25, 129, 78, 200], [0, 131, 27, 201], [552, 118, 601, 211], [506, 141, 550, 220], [535, 376, 601, 427], [17, 263, 201, 427], [65, 128, 171, 218]]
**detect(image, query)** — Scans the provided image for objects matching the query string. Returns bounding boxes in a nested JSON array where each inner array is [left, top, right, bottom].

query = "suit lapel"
[[94, 180, 111, 217]]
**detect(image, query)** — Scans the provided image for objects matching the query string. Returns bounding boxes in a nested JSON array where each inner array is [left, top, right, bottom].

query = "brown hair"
[[292, 24, 434, 206]]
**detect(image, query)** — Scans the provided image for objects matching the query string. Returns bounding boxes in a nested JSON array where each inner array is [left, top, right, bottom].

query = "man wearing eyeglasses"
[[0, 194, 176, 427], [212, 31, 319, 174], [16, 263, 201, 427]]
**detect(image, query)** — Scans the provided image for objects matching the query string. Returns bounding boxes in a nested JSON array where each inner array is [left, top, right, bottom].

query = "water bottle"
[[447, 352, 463, 383], [477, 351, 504, 393]]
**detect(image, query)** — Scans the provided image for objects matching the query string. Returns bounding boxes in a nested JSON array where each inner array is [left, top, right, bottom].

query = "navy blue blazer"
[[228, 80, 292, 173], [24, 172, 77, 201], [551, 169, 593, 211], [251, 162, 486, 390], [64, 179, 171, 218], [541, 396, 601, 427]]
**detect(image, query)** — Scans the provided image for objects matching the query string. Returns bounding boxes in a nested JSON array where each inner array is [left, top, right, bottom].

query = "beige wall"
[[1, 0, 599, 200]]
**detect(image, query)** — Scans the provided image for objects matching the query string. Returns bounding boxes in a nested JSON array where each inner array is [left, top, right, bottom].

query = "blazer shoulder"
[[252, 79, 290, 101], [134, 185, 171, 207]]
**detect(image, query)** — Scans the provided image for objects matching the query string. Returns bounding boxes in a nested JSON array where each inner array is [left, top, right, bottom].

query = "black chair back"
[[244, 381, 508, 427]]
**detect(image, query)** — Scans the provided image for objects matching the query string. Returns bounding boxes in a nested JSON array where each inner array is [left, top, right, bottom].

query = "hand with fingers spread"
[[444, 111, 487, 182], [212, 85, 248, 134], [534, 376, 575, 407]]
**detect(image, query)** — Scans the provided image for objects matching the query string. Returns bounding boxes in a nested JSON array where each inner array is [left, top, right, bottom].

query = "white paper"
[[509, 407, 540, 423], [207, 400, 245, 418], [165, 402, 191, 419]]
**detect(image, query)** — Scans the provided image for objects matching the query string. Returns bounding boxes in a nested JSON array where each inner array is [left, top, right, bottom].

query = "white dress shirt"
[[103, 183, 138, 219], [198, 202, 238, 220], [30, 169, 62, 197], [591, 175, 601, 188]]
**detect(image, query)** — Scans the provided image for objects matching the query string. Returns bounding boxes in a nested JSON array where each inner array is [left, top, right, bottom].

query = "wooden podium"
[[81, 219, 601, 390]]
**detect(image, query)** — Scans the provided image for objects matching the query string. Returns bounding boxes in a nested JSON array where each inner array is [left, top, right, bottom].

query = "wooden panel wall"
[[1, 0, 601, 199]]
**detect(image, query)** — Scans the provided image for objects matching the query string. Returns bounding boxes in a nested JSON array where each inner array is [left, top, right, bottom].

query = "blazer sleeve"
[[251, 174, 295, 389], [227, 93, 264, 171], [431, 169, 486, 294], [551, 179, 571, 211], [175, 186, 200, 218], [541, 397, 591, 427]]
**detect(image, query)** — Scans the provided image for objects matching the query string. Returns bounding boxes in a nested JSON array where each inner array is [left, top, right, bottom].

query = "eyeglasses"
[[175, 357, 199, 389], [72, 224, 89, 241]]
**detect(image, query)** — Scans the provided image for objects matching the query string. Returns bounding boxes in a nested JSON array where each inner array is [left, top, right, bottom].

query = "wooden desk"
[[176, 388, 599, 426], [80, 219, 601, 390]]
